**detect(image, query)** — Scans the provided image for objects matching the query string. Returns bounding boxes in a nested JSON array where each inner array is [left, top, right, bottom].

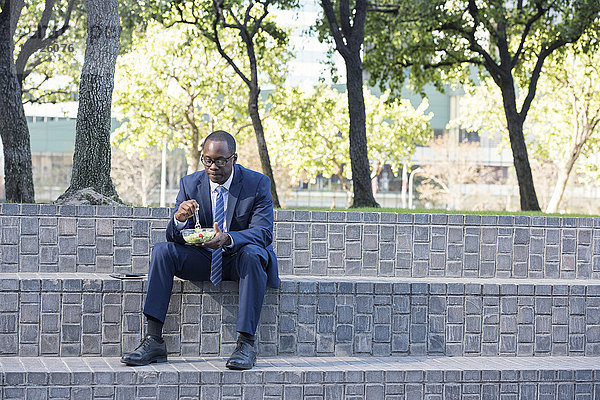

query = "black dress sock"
[[238, 332, 255, 347], [146, 315, 164, 341]]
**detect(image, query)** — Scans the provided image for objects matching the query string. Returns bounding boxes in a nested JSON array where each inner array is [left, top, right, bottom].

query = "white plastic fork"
[[194, 207, 201, 230]]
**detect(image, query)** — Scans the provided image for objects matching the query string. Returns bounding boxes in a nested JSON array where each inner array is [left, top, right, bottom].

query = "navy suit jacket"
[[166, 164, 280, 289]]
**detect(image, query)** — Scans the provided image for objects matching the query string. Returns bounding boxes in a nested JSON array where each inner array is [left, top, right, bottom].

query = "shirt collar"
[[209, 166, 234, 193]]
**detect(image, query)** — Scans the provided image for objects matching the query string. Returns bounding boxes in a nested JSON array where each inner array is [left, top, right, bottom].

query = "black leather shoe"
[[226, 341, 257, 370], [121, 335, 167, 366]]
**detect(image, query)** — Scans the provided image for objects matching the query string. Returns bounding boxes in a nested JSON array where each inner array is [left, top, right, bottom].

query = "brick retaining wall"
[[1, 204, 599, 278]]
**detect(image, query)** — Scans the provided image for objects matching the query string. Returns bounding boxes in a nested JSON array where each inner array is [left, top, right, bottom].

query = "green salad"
[[182, 228, 216, 244]]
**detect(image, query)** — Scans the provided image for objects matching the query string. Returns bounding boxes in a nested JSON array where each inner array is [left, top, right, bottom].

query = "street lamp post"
[[401, 163, 408, 209], [408, 167, 423, 210], [160, 138, 167, 207]]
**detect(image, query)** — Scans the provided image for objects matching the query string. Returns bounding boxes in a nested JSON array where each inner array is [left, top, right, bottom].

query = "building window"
[[459, 129, 480, 143]]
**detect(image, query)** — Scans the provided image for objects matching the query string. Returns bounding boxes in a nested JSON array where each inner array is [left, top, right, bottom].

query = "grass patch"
[[280, 207, 600, 218]]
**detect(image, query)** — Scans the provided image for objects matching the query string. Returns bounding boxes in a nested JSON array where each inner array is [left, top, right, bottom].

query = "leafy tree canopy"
[[451, 42, 600, 212], [267, 85, 351, 185], [267, 85, 433, 190], [365, 0, 600, 98], [10, 0, 157, 104], [141, 0, 295, 88], [111, 23, 252, 172], [12, 0, 82, 103], [366, 91, 433, 176], [364, 0, 600, 211]]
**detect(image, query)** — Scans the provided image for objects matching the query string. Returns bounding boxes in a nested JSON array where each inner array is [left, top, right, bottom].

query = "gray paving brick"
[[6, 208, 600, 369]]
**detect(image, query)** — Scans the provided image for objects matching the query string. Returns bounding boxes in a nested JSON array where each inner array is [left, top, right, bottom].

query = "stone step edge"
[[3, 201, 600, 226], [1, 357, 599, 400], [5, 272, 600, 285], [3, 273, 600, 296], [1, 356, 599, 375]]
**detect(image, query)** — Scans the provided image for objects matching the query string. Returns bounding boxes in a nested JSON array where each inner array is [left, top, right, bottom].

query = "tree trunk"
[[545, 141, 583, 213], [186, 114, 201, 175], [500, 83, 540, 211], [505, 117, 540, 211], [333, 162, 353, 206], [545, 166, 571, 214], [58, 0, 121, 203], [320, 0, 378, 208], [345, 53, 379, 208], [0, 2, 35, 203], [248, 84, 280, 208], [187, 142, 201, 175]]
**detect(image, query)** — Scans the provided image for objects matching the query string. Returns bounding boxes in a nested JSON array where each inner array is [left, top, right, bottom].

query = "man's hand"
[[200, 222, 232, 250], [175, 200, 199, 222]]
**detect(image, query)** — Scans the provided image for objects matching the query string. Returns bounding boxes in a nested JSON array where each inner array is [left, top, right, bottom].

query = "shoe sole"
[[225, 364, 254, 370], [226, 360, 256, 370], [120, 356, 168, 366]]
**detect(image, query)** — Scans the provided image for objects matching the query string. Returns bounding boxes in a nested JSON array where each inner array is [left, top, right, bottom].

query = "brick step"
[[0, 356, 599, 399], [2, 203, 600, 280], [2, 273, 600, 358]]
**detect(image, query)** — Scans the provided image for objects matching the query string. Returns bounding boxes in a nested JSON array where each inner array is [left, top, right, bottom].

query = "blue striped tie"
[[210, 186, 225, 286]]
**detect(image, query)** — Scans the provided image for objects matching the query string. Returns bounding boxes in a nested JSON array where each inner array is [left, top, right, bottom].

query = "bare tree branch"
[[22, 88, 71, 104], [211, 1, 251, 86], [22, 70, 51, 92], [250, 1, 270, 39], [8, 0, 25, 39], [520, 38, 570, 118], [466, 0, 499, 44], [21, 55, 48, 77], [339, 0, 351, 39], [511, 1, 550, 67], [366, 3, 399, 14], [438, 20, 503, 79], [14, 29, 29, 46], [422, 58, 484, 69], [15, 0, 58, 79], [321, 0, 350, 59], [166, 2, 199, 28], [16, 0, 76, 85], [348, 0, 367, 49]]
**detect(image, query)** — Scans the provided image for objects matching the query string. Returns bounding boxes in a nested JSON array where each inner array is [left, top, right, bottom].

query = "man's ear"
[[232, 154, 238, 164]]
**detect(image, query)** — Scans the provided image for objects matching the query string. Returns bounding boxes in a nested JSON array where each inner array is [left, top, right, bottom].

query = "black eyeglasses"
[[200, 153, 236, 167]]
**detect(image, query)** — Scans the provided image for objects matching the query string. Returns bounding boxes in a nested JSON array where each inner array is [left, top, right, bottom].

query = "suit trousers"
[[143, 241, 269, 336]]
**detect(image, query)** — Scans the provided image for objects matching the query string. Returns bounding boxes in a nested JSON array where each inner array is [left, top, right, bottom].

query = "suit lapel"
[[226, 165, 242, 230], [197, 172, 212, 227]]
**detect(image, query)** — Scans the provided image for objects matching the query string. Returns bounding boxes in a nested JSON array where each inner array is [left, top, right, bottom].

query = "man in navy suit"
[[121, 130, 279, 370]]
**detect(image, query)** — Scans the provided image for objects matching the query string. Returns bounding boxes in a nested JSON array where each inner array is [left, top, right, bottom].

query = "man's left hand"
[[200, 222, 232, 250]]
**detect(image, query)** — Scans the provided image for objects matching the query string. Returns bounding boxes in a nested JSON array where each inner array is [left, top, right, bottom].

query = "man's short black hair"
[[203, 130, 236, 155]]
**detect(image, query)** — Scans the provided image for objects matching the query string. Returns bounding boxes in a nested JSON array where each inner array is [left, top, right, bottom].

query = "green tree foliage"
[[267, 86, 350, 193], [148, 0, 297, 207], [366, 91, 433, 178], [0, 0, 155, 203], [452, 45, 600, 213], [267, 86, 433, 204], [13, 0, 81, 104], [15, 0, 146, 104], [112, 23, 250, 173], [364, 0, 600, 211]]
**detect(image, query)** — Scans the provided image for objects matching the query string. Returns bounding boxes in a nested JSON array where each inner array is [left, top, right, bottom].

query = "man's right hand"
[[175, 200, 199, 222]]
